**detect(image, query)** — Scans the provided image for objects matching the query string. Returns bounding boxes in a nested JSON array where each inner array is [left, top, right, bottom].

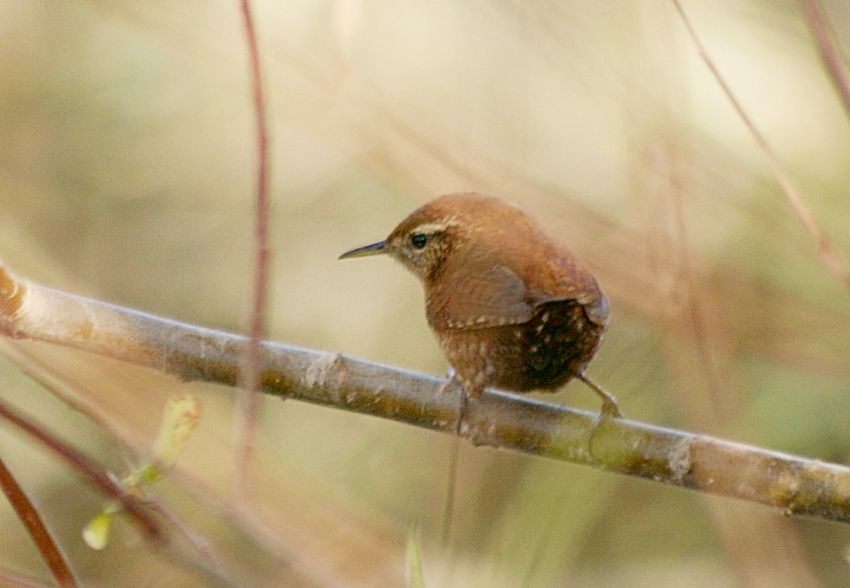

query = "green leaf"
[[152, 395, 201, 469], [82, 512, 113, 551]]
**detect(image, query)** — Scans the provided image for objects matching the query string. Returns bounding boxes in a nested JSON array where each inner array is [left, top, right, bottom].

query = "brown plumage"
[[340, 192, 621, 418]]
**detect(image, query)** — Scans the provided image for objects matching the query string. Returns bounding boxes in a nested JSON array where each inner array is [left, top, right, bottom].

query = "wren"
[[339, 192, 622, 426]]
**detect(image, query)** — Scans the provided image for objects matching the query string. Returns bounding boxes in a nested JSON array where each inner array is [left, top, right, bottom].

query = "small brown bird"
[[340, 192, 621, 425]]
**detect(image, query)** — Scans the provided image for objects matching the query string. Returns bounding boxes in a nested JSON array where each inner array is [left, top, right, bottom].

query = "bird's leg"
[[455, 387, 469, 437], [577, 372, 622, 419], [576, 373, 622, 457], [437, 369, 469, 436], [437, 369, 467, 546]]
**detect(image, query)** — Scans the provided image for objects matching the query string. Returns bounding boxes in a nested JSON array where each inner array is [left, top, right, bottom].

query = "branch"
[[0, 456, 78, 587], [2, 264, 850, 524], [0, 396, 162, 541], [0, 385, 243, 587]]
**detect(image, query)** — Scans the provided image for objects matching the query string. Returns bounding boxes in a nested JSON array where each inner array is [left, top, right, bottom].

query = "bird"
[[339, 192, 621, 430]]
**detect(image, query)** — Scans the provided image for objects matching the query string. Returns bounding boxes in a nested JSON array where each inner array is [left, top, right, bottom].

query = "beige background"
[[1, 1, 850, 586]]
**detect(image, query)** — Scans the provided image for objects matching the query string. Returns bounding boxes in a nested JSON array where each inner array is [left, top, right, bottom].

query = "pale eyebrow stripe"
[[410, 220, 459, 234]]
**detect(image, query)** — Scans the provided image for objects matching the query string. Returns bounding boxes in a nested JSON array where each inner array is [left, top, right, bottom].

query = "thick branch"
[[2, 265, 850, 523]]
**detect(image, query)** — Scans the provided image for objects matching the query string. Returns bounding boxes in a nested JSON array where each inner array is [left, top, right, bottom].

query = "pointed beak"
[[338, 240, 388, 260]]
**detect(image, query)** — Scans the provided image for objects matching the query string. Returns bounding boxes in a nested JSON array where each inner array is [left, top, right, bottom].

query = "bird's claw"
[[437, 372, 468, 436], [600, 398, 623, 419], [587, 399, 623, 458]]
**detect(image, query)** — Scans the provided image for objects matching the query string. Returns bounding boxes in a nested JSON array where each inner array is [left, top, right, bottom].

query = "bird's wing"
[[427, 259, 609, 331], [427, 262, 535, 330]]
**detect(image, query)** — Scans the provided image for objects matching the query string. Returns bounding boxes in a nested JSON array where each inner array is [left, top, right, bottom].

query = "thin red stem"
[[0, 456, 78, 587], [236, 0, 272, 497]]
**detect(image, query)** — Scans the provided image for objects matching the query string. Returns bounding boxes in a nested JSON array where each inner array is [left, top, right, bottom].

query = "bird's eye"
[[410, 233, 429, 249]]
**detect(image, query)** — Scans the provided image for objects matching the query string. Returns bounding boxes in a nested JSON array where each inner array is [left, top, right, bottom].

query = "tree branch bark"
[[2, 264, 850, 524]]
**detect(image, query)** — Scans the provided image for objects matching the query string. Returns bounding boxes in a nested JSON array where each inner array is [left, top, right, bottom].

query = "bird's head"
[[340, 193, 521, 284]]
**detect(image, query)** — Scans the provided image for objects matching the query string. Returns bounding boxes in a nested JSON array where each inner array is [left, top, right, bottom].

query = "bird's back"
[[419, 193, 609, 395], [424, 193, 609, 331]]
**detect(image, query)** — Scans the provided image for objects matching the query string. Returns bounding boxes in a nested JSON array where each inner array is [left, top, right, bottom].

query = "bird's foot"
[[437, 368, 457, 395], [578, 373, 623, 457], [599, 396, 623, 419], [438, 372, 468, 436]]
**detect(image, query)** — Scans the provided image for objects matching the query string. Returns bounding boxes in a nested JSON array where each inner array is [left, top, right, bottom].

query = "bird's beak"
[[338, 240, 388, 260]]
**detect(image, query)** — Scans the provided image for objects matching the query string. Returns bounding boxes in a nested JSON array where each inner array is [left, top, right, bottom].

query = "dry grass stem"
[[673, 0, 850, 292]]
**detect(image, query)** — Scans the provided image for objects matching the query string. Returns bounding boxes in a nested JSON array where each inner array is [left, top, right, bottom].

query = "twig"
[[0, 395, 161, 541], [672, 0, 850, 292], [236, 0, 272, 498], [799, 0, 850, 125], [0, 456, 78, 587], [2, 267, 850, 524], [0, 396, 248, 586]]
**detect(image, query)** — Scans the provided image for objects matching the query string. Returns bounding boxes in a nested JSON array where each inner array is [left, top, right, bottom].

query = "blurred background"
[[1, 0, 850, 586]]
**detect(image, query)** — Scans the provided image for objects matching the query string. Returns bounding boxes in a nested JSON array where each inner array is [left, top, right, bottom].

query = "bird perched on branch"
[[340, 192, 621, 430]]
